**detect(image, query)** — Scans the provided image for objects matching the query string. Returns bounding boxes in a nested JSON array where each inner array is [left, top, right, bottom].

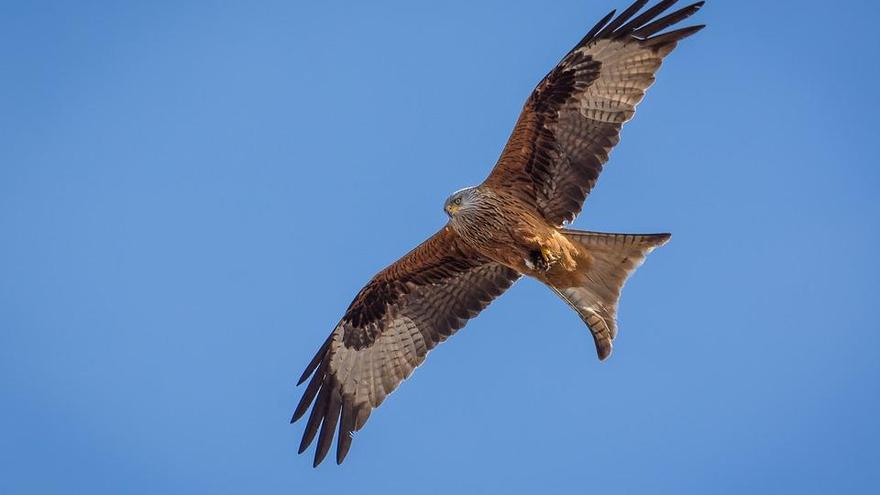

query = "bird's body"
[[449, 185, 586, 283], [447, 186, 577, 277], [293, 0, 706, 466]]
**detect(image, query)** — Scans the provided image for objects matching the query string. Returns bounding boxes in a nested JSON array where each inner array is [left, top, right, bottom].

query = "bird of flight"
[[293, 0, 705, 466]]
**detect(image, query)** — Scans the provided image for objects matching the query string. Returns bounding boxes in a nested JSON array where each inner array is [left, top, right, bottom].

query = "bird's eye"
[[453, 198, 462, 205]]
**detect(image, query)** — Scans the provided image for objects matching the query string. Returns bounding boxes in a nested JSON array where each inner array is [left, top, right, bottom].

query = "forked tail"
[[550, 229, 670, 361]]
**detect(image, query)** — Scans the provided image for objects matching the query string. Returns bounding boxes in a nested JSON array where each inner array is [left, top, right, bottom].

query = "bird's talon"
[[530, 247, 557, 272]]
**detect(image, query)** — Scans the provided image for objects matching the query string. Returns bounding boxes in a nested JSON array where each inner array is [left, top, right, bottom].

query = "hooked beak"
[[445, 204, 460, 217]]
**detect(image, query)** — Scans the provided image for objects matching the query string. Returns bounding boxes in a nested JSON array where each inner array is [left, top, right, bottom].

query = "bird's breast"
[[452, 194, 566, 274]]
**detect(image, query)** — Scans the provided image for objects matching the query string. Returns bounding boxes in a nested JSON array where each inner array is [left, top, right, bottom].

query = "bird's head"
[[444, 186, 479, 218]]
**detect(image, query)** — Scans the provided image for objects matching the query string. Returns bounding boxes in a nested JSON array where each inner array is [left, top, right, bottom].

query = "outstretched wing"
[[483, 0, 705, 226], [292, 227, 520, 466]]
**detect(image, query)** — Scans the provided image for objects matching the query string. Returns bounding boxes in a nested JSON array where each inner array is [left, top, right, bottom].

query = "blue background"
[[2, 1, 878, 493]]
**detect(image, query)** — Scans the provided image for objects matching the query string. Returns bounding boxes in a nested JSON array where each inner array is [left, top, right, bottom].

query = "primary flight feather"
[[293, 0, 705, 466]]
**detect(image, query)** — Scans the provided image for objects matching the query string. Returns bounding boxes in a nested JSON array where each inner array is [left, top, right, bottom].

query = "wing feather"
[[293, 227, 520, 465], [483, 0, 705, 226], [597, 0, 650, 38], [336, 399, 356, 465], [631, 2, 705, 37], [617, 0, 681, 36]]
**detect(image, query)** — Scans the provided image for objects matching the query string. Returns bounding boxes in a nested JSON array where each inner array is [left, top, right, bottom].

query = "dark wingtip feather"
[[297, 335, 332, 385], [291, 361, 326, 423], [296, 371, 310, 386], [298, 383, 329, 454], [568, 9, 615, 56], [632, 1, 705, 38], [589, 9, 617, 39], [643, 24, 705, 48], [597, 0, 650, 38], [614, 0, 679, 37], [313, 390, 342, 467], [336, 401, 356, 464]]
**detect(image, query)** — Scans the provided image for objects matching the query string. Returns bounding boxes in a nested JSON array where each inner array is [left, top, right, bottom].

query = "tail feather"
[[553, 229, 670, 360]]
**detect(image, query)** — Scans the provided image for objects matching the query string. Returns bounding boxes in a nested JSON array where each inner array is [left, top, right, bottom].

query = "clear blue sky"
[[2, 1, 878, 493]]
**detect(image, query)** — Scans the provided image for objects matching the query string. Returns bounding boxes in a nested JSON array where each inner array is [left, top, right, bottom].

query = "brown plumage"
[[293, 0, 705, 466]]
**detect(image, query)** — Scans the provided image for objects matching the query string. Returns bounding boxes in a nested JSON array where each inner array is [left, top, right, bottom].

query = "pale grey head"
[[443, 186, 480, 219]]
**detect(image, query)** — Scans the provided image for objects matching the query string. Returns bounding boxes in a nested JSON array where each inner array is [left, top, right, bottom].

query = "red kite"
[[293, 0, 705, 466]]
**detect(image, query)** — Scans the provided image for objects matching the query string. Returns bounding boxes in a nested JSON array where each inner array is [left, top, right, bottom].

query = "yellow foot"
[[529, 246, 559, 272]]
